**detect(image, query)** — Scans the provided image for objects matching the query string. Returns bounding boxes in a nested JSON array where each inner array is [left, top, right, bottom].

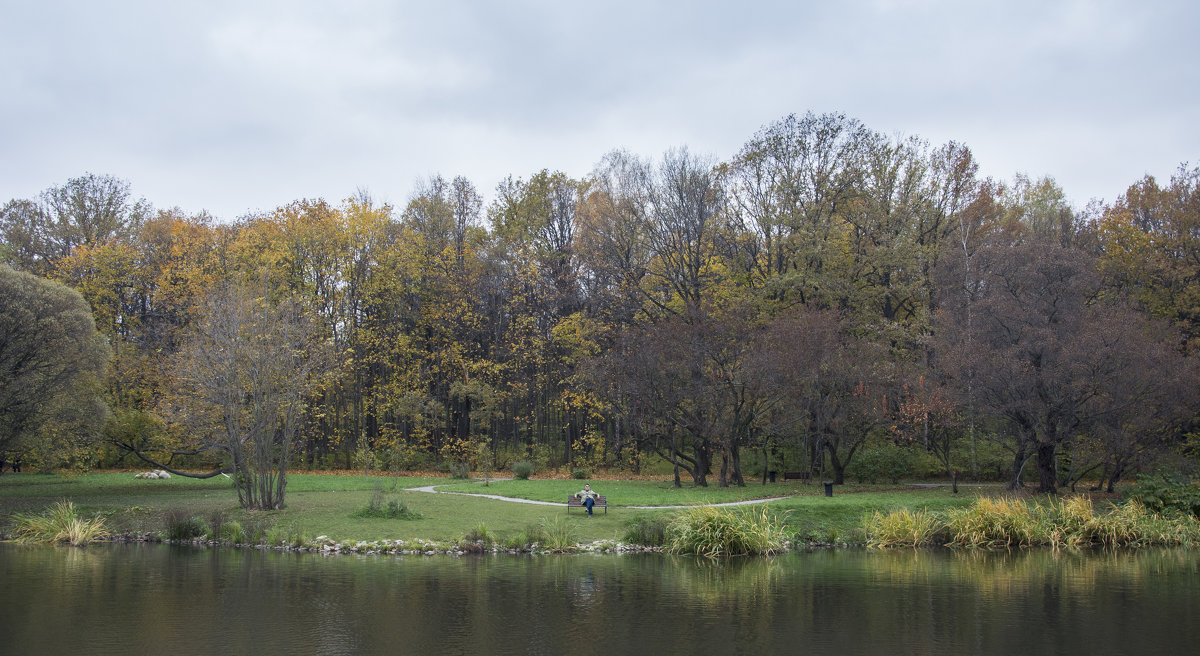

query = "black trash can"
[[824, 481, 834, 497], [768, 471, 777, 483]]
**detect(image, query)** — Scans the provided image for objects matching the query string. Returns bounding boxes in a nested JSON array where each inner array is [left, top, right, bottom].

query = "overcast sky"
[[2, 0, 1197, 221]]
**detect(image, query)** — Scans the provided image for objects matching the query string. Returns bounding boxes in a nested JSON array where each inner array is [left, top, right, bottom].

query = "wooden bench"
[[783, 471, 811, 482], [567, 495, 607, 514]]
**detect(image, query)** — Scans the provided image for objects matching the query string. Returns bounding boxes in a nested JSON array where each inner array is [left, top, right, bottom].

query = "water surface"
[[1, 544, 1196, 655]]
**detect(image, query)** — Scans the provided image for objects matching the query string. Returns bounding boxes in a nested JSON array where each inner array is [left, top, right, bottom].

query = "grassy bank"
[[0, 471, 983, 549], [864, 496, 1200, 549]]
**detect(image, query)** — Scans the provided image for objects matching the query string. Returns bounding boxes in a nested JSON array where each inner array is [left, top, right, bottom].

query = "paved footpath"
[[405, 482, 792, 509]]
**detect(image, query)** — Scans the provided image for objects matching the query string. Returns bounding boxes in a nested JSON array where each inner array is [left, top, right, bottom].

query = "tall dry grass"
[[945, 497, 1041, 548], [665, 505, 788, 557], [10, 500, 110, 546], [864, 496, 1200, 549], [864, 508, 943, 548]]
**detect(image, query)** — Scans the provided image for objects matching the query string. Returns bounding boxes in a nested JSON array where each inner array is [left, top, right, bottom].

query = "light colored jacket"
[[577, 488, 597, 499]]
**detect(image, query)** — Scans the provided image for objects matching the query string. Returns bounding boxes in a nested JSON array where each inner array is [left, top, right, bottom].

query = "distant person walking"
[[575, 484, 598, 517]]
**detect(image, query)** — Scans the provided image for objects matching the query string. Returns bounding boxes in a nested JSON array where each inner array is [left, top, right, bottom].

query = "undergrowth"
[[351, 485, 421, 520]]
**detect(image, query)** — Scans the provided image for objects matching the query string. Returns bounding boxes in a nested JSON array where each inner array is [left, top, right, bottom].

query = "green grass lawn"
[[0, 471, 986, 546], [768, 488, 986, 542], [433, 477, 814, 504]]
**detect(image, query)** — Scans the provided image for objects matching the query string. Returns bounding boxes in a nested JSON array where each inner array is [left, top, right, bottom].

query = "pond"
[[1, 543, 1197, 655]]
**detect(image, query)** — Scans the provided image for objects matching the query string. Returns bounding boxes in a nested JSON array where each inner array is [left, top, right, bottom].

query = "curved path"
[[405, 483, 792, 509]]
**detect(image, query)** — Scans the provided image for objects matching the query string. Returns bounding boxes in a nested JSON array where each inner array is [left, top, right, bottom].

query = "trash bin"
[[824, 481, 834, 497], [768, 471, 777, 483]]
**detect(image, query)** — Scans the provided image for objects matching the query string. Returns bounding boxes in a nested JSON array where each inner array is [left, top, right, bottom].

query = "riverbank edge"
[[91, 531, 844, 555]]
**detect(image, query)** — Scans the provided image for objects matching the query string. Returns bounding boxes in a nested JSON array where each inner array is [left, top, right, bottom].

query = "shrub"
[[866, 495, 1200, 550], [242, 518, 268, 545], [352, 446, 378, 477], [266, 526, 289, 547], [205, 510, 227, 541], [263, 524, 308, 548], [449, 461, 471, 479], [863, 508, 943, 548], [352, 485, 420, 519], [848, 444, 916, 484], [571, 467, 590, 480], [386, 499, 418, 518], [165, 510, 207, 541], [462, 522, 493, 546], [622, 517, 667, 547], [287, 526, 309, 548], [11, 500, 110, 546], [1124, 473, 1200, 518], [527, 444, 553, 472], [512, 461, 535, 480], [384, 444, 430, 472], [665, 505, 787, 557]]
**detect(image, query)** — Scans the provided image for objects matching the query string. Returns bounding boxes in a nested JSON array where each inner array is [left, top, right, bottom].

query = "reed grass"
[[264, 524, 309, 548], [665, 505, 787, 557], [538, 515, 577, 552], [865, 496, 1200, 549], [946, 497, 1041, 548], [463, 522, 493, 545], [10, 500, 110, 546], [1086, 500, 1200, 548], [623, 517, 668, 547], [220, 520, 246, 544], [165, 510, 207, 541], [501, 525, 544, 551], [1041, 495, 1095, 549], [863, 508, 943, 548]]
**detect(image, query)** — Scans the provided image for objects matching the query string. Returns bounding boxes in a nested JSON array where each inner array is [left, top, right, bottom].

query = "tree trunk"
[[826, 444, 846, 485], [1106, 462, 1126, 494], [691, 444, 710, 487], [729, 444, 745, 487], [1008, 444, 1030, 492], [671, 430, 681, 487], [1036, 441, 1058, 494]]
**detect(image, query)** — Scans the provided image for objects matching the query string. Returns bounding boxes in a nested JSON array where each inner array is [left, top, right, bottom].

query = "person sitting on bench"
[[575, 484, 598, 517]]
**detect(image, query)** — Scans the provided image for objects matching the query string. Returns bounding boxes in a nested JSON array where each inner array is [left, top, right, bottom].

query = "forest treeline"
[[3, 112, 1199, 493]]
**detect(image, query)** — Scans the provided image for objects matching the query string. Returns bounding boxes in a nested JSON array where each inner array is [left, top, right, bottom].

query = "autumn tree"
[[50, 210, 229, 467], [727, 112, 871, 306], [487, 170, 596, 464], [1098, 164, 1200, 351], [935, 233, 1193, 493], [890, 374, 961, 482], [576, 149, 654, 326], [0, 174, 150, 275], [491, 169, 585, 315], [594, 304, 837, 487], [0, 264, 111, 471], [358, 176, 500, 468], [643, 147, 727, 318], [233, 197, 398, 467], [155, 287, 331, 508], [795, 322, 895, 485], [595, 316, 720, 486]]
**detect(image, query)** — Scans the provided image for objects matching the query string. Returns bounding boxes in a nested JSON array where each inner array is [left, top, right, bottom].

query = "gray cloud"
[[2, 0, 1196, 219]]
